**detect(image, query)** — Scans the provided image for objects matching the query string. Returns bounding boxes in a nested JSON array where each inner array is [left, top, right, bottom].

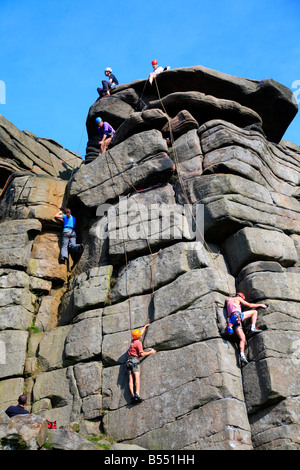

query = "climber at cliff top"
[[54, 208, 83, 264], [126, 324, 156, 404], [148, 59, 164, 84], [226, 293, 267, 365], [97, 67, 119, 98], [95, 117, 115, 155]]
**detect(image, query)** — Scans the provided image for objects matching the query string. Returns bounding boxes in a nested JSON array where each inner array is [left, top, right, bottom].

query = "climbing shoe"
[[240, 353, 248, 365], [130, 394, 137, 404], [134, 394, 143, 403], [251, 327, 262, 334]]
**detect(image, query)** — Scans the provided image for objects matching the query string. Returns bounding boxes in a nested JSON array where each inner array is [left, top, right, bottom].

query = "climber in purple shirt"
[[95, 117, 115, 155]]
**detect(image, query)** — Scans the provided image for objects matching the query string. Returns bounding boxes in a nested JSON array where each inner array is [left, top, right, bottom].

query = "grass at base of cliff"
[[86, 432, 116, 450]]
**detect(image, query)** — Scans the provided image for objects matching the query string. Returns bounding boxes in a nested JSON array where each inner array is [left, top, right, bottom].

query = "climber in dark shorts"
[[126, 323, 156, 404], [226, 292, 267, 364]]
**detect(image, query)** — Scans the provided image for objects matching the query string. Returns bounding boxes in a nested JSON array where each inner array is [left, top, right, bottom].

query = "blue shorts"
[[230, 312, 244, 328]]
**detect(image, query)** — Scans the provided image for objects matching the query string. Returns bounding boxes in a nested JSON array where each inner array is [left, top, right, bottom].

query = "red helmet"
[[237, 292, 245, 300], [152, 60, 158, 65]]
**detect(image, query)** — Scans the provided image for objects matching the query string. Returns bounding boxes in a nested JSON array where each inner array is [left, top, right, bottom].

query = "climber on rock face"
[[148, 59, 164, 85], [226, 292, 267, 365], [97, 67, 119, 98], [126, 324, 156, 404], [95, 117, 115, 155], [54, 208, 83, 264]]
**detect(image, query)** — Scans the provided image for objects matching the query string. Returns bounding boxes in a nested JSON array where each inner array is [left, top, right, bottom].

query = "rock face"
[[0, 65, 299, 450], [0, 114, 82, 193]]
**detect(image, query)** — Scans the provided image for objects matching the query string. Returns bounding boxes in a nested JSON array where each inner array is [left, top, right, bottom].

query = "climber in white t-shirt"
[[148, 59, 164, 84]]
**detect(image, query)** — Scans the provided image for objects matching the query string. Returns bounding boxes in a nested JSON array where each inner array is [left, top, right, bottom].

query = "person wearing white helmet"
[[97, 67, 119, 97], [148, 59, 164, 84]]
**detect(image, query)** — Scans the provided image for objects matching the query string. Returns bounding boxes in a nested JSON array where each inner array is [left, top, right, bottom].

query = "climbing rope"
[[102, 75, 236, 345], [153, 74, 234, 297], [105, 148, 157, 343]]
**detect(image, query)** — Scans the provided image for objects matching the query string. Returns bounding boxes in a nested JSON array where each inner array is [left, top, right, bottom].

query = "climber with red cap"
[[126, 323, 156, 404], [148, 59, 164, 84], [226, 293, 267, 364]]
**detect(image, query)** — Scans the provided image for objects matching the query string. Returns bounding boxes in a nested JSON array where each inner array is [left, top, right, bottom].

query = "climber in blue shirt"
[[55, 208, 83, 264]]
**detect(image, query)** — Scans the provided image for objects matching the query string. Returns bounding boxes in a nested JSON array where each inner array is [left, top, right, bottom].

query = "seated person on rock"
[[5, 395, 30, 418], [95, 117, 115, 155], [226, 292, 267, 365], [97, 67, 119, 97], [126, 324, 156, 404], [148, 59, 164, 84], [54, 208, 83, 264]]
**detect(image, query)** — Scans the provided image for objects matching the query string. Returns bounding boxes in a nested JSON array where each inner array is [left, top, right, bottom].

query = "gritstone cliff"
[[0, 65, 299, 450]]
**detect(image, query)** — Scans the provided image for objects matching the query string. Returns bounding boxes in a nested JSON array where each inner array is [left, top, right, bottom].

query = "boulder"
[[0, 269, 35, 330], [86, 95, 134, 137], [27, 231, 67, 283], [35, 292, 62, 332], [6, 414, 48, 450], [107, 184, 196, 262], [111, 108, 169, 147], [111, 241, 212, 302], [110, 443, 147, 450], [223, 227, 298, 275], [65, 310, 102, 363], [38, 325, 72, 371], [32, 367, 81, 425], [169, 128, 203, 174], [239, 270, 300, 302], [59, 265, 112, 325], [103, 294, 152, 335], [161, 109, 199, 138], [147, 91, 262, 130], [0, 173, 67, 224], [0, 378, 25, 411], [73, 361, 102, 420], [249, 397, 300, 450], [46, 428, 99, 450], [115, 65, 298, 143], [0, 114, 81, 180], [0, 219, 41, 269], [69, 130, 172, 208], [0, 330, 29, 379]]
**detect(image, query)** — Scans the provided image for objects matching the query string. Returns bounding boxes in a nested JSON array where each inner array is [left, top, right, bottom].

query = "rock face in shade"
[[0, 64, 299, 450]]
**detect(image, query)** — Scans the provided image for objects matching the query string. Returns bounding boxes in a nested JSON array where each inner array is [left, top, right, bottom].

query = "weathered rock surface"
[[0, 411, 48, 450], [0, 64, 299, 450], [0, 115, 81, 191]]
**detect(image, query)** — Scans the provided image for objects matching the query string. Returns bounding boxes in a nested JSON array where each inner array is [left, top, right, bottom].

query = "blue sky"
[[1, 0, 300, 157]]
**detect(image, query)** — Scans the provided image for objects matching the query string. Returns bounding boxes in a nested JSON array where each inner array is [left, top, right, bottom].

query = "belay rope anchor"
[[105, 74, 234, 347]]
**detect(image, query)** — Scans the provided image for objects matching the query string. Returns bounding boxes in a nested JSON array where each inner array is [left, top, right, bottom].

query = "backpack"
[[46, 420, 57, 429]]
